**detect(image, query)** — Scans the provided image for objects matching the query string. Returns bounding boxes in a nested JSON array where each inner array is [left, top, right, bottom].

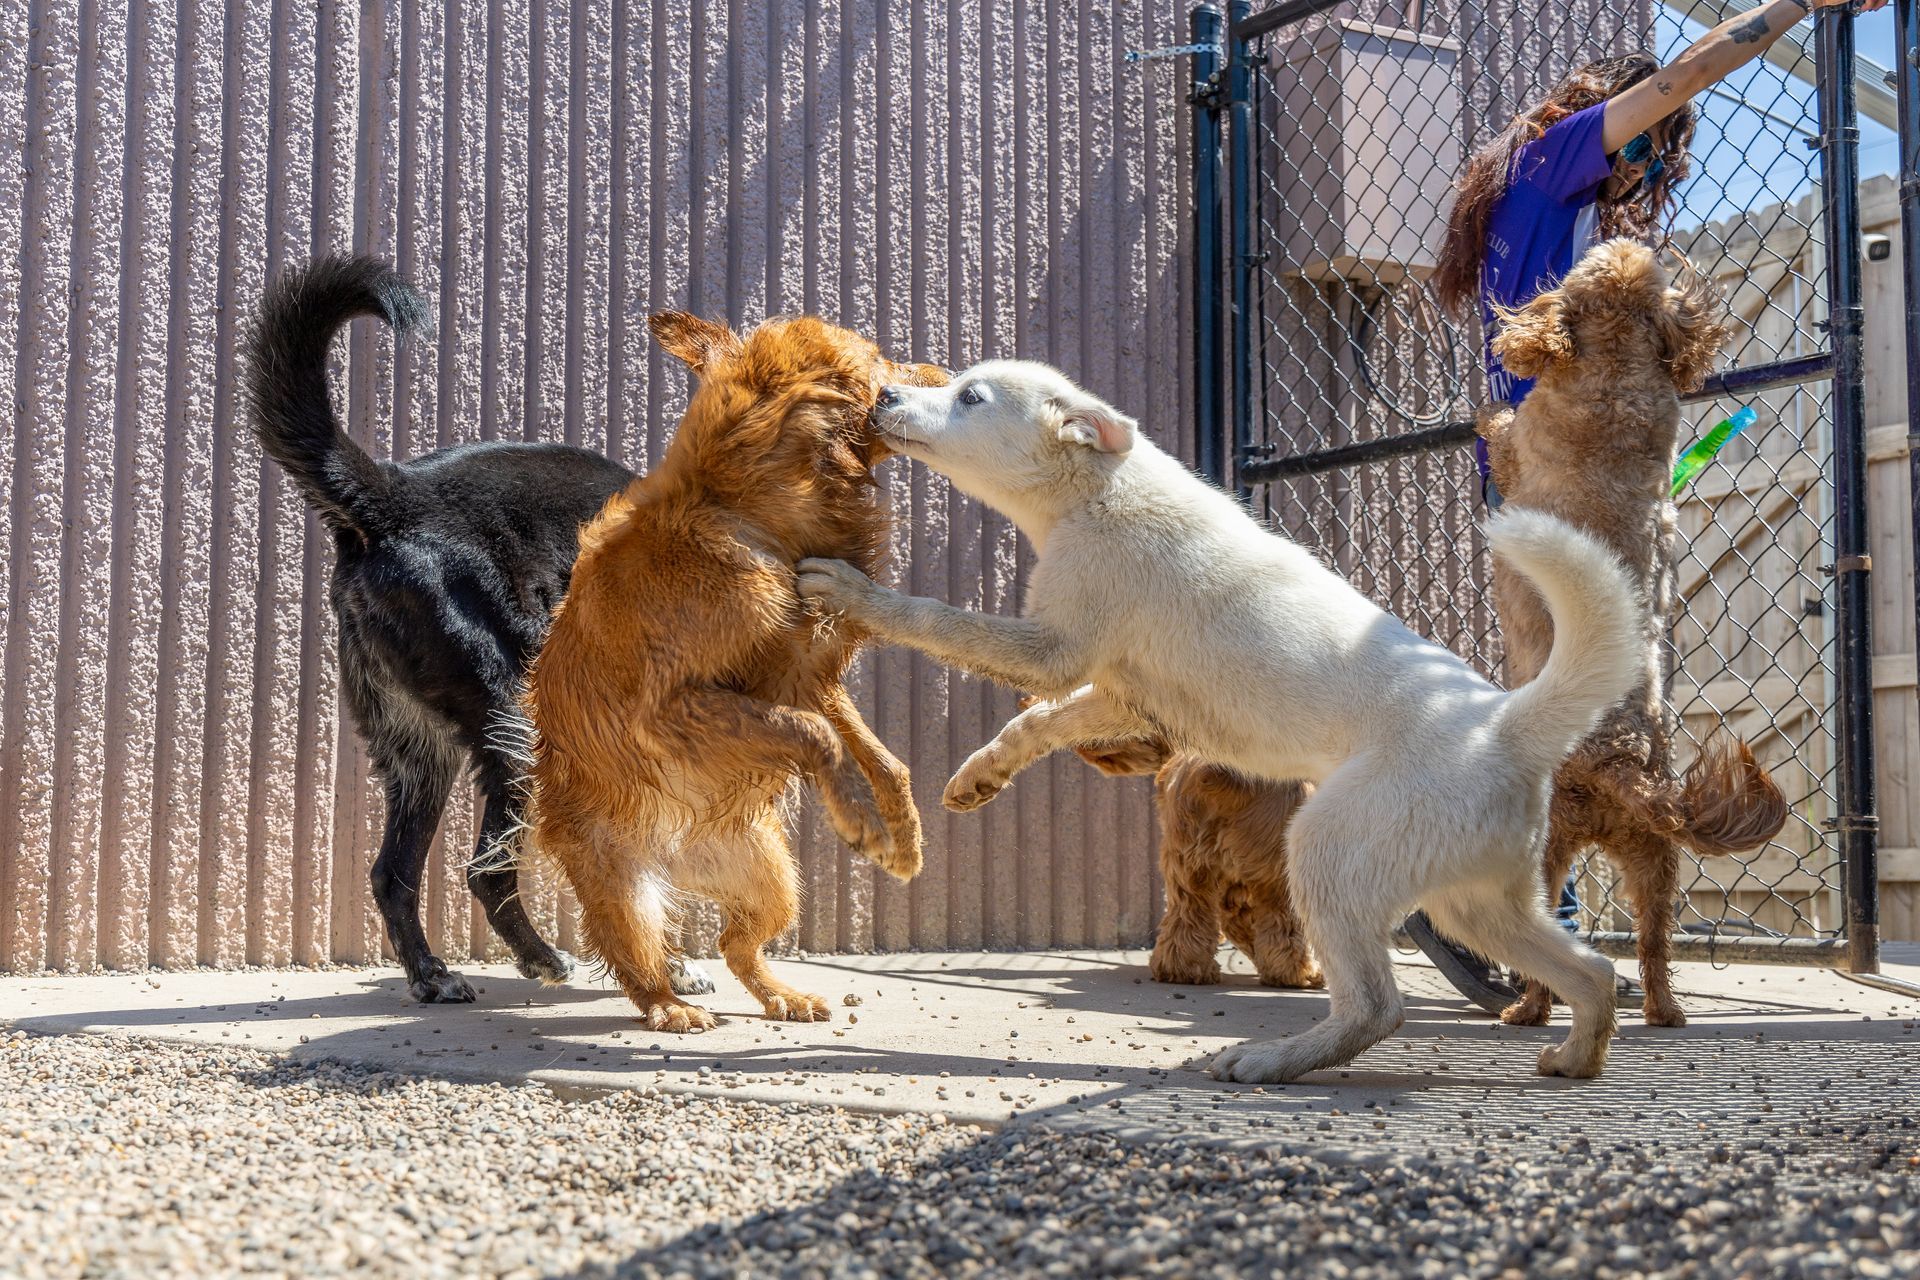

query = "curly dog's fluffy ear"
[[1490, 290, 1574, 381], [648, 311, 743, 373], [1656, 271, 1732, 394]]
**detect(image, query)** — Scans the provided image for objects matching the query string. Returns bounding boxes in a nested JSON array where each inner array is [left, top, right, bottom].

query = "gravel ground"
[[3, 1028, 1916, 1280]]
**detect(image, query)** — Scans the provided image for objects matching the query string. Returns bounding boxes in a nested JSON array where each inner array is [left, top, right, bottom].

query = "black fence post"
[[1815, 5, 1880, 975], [1896, 0, 1920, 903], [1226, 0, 1254, 499], [1191, 4, 1226, 487]]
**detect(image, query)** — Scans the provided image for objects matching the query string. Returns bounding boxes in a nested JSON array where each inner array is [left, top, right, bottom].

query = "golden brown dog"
[[523, 313, 943, 1031], [1075, 737, 1321, 990], [1479, 239, 1788, 1027]]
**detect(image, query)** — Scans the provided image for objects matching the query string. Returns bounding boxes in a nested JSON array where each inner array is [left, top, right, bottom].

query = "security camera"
[[1865, 233, 1892, 262]]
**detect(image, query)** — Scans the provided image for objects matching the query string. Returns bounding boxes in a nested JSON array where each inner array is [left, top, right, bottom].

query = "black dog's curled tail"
[[244, 254, 428, 535]]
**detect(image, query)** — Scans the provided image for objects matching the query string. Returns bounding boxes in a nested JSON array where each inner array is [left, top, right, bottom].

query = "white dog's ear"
[[1055, 398, 1137, 455]]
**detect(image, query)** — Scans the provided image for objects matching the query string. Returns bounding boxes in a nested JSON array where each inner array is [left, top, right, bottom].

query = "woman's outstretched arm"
[[1601, 0, 1887, 153]]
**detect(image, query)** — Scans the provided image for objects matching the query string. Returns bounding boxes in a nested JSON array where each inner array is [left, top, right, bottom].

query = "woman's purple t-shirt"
[[1472, 101, 1614, 477], [1480, 102, 1615, 401]]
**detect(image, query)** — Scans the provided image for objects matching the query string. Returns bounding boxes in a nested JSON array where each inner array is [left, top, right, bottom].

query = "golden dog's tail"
[[1589, 736, 1781, 855], [1676, 735, 1790, 854], [1592, 733, 1788, 857], [1486, 508, 1643, 776]]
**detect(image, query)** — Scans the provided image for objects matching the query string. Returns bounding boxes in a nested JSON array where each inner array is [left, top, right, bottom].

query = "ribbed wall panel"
[[1, 1, 1186, 970]]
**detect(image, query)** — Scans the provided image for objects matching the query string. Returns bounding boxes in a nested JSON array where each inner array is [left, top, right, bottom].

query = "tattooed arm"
[[1600, 0, 1886, 154]]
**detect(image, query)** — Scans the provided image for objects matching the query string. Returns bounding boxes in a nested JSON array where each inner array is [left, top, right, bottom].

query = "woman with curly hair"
[[1409, 0, 1885, 1014]]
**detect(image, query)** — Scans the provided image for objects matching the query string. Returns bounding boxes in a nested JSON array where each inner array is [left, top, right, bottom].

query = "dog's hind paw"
[[642, 999, 718, 1033], [1500, 989, 1552, 1026], [516, 949, 576, 987], [1149, 949, 1223, 986], [668, 957, 717, 996], [1641, 996, 1687, 1027], [410, 966, 478, 1004], [1537, 1040, 1607, 1079], [760, 989, 832, 1022], [1258, 961, 1326, 990]]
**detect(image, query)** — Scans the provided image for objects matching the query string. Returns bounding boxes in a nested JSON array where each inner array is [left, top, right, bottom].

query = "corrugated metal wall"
[[1, 0, 1192, 972]]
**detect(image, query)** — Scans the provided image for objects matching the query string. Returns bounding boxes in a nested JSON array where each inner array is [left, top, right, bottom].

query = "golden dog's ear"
[[648, 312, 742, 372], [1055, 396, 1137, 455], [1491, 290, 1574, 381], [1656, 273, 1732, 394], [904, 362, 951, 388]]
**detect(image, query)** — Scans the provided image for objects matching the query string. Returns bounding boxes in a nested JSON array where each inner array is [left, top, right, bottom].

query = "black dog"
[[246, 254, 664, 1001]]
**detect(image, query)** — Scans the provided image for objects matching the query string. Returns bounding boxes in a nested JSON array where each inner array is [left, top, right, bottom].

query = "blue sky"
[[1665, 6, 1900, 228]]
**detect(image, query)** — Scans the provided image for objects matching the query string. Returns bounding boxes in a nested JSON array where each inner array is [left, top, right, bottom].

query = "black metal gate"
[[1186, 0, 1892, 972]]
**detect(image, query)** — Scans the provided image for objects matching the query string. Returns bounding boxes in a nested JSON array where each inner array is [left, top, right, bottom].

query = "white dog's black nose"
[[875, 385, 901, 409]]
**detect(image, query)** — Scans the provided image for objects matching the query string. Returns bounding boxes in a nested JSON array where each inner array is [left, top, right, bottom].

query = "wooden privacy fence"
[[1667, 177, 1919, 943]]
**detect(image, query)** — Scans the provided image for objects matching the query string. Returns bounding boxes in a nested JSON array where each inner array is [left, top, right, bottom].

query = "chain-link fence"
[[1188, 0, 1883, 967]]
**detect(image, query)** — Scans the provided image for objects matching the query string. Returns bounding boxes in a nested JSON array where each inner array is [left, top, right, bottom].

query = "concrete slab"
[[5, 949, 1919, 1163]]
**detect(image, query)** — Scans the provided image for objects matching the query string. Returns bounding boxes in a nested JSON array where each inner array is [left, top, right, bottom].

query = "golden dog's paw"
[[1500, 990, 1553, 1027], [1149, 952, 1223, 986], [642, 999, 718, 1034], [1642, 998, 1687, 1028], [878, 807, 924, 882], [761, 989, 832, 1022], [823, 775, 889, 856], [827, 803, 888, 856], [1259, 962, 1325, 990], [873, 831, 923, 883], [943, 758, 1007, 813]]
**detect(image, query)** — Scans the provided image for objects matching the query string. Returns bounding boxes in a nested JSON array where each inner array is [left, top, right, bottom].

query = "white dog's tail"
[[1486, 508, 1642, 775]]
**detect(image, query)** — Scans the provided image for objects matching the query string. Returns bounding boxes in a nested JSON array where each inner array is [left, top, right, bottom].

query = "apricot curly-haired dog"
[[1074, 736, 1320, 989], [522, 313, 943, 1031], [1479, 238, 1788, 1027]]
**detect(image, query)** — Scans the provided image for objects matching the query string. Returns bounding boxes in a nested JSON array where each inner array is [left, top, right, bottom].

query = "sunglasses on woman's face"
[[1620, 132, 1665, 188]]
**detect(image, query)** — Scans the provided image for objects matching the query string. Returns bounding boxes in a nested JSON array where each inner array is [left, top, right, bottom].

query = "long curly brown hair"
[[1434, 53, 1697, 318]]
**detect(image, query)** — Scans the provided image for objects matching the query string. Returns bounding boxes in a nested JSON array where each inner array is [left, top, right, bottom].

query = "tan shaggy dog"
[[1479, 238, 1788, 1027], [522, 313, 943, 1032], [1075, 737, 1321, 990]]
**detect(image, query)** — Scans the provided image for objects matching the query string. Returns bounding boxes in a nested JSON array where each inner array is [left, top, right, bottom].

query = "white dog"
[[797, 361, 1643, 1083]]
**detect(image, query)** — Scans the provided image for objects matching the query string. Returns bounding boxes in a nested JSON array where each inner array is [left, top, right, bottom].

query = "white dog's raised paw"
[[942, 761, 1008, 812], [668, 956, 717, 996], [795, 557, 878, 617]]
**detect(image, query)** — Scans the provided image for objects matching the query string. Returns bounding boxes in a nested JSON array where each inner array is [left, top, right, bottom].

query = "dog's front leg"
[[817, 683, 923, 880], [797, 557, 1086, 692], [944, 685, 1147, 812], [664, 687, 906, 879]]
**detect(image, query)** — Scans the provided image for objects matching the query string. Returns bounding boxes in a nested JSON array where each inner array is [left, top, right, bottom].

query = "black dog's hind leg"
[[468, 782, 575, 985], [370, 756, 474, 1003]]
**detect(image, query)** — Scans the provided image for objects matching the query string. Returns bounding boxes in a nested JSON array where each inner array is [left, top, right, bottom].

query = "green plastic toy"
[[1671, 405, 1759, 497]]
